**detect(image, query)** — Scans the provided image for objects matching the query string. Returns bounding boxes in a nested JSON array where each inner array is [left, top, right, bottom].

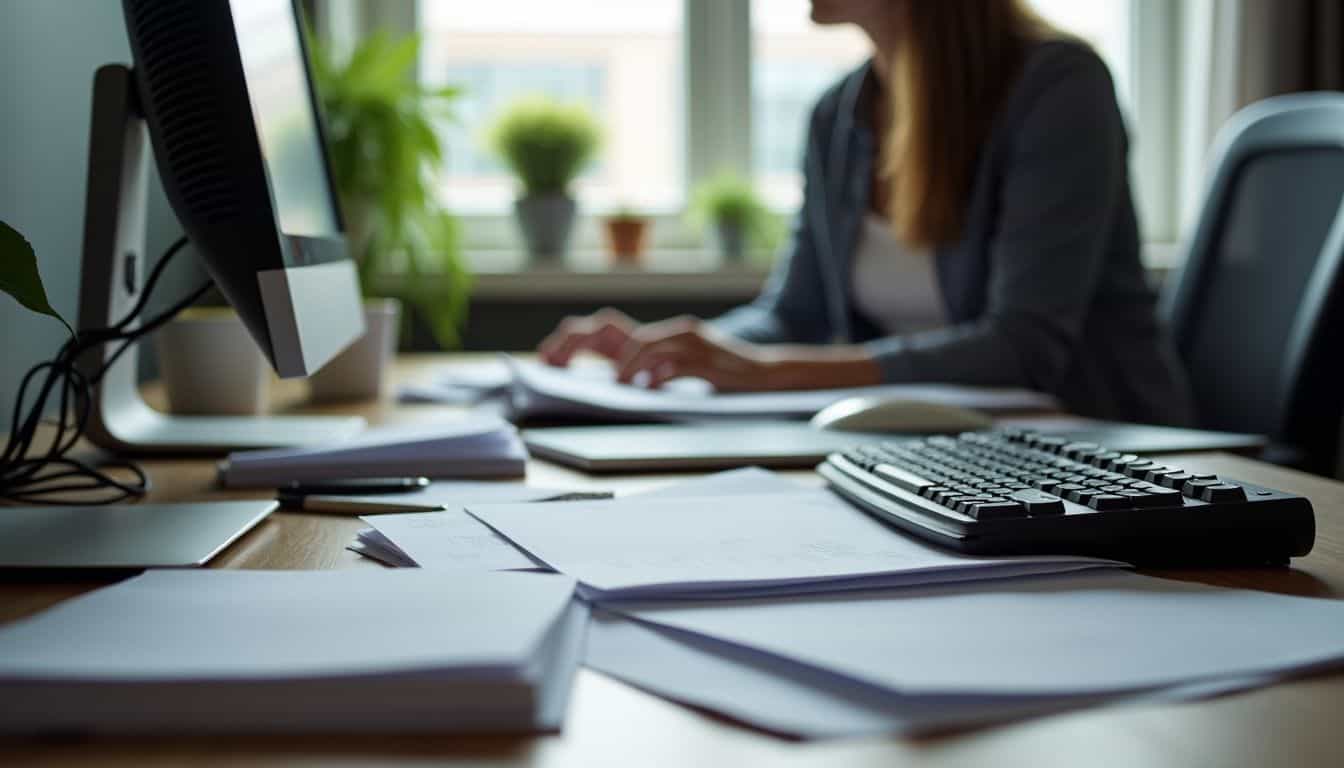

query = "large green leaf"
[[0, 220, 73, 337]]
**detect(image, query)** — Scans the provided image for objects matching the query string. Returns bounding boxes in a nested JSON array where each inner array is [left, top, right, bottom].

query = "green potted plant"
[[1, 220, 72, 336], [306, 29, 471, 401], [603, 206, 652, 267], [487, 97, 600, 264], [688, 173, 781, 266]]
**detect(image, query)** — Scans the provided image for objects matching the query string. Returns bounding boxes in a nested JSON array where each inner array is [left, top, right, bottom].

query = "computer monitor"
[[77, 0, 368, 453]]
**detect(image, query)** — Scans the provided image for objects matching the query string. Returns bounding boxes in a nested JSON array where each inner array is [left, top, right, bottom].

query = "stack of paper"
[[218, 416, 527, 488], [352, 468, 804, 569], [467, 489, 1121, 601], [589, 570, 1344, 737], [0, 570, 584, 734]]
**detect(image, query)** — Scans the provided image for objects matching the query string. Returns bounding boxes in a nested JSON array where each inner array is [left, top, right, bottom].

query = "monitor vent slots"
[[126, 0, 240, 224]]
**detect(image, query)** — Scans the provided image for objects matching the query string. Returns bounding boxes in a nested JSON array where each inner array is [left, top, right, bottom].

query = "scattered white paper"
[[468, 490, 1119, 600], [614, 570, 1344, 696], [355, 468, 806, 570], [586, 608, 1284, 738], [362, 510, 548, 571]]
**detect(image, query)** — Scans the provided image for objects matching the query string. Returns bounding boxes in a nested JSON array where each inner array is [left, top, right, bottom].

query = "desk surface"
[[3, 355, 1344, 767]]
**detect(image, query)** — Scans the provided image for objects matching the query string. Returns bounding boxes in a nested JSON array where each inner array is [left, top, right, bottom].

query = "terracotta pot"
[[604, 217, 651, 265]]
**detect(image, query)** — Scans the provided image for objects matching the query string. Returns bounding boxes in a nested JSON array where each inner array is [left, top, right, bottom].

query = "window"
[[420, 1, 684, 214], [750, 0, 871, 209], [371, 0, 1171, 267]]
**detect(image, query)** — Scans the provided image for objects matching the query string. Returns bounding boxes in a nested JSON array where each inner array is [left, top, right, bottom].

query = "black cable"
[[0, 236, 209, 505]]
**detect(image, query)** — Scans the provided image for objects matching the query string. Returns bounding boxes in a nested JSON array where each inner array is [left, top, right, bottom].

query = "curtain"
[[1174, 0, 1344, 236]]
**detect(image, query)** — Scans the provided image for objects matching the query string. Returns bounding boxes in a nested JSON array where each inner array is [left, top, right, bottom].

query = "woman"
[[538, 0, 1194, 425]]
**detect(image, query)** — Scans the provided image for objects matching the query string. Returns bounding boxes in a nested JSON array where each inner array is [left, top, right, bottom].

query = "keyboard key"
[[1010, 489, 1066, 515], [874, 464, 938, 495], [1182, 478, 1222, 498], [955, 498, 993, 515], [1142, 488, 1185, 506], [967, 500, 1028, 520], [1154, 471, 1192, 489], [1200, 484, 1247, 503], [1066, 488, 1100, 504], [1088, 494, 1130, 510], [920, 485, 952, 499], [1105, 454, 1142, 471], [1124, 461, 1161, 478]]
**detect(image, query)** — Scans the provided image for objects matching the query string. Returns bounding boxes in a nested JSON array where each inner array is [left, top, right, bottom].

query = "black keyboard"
[[819, 429, 1315, 565]]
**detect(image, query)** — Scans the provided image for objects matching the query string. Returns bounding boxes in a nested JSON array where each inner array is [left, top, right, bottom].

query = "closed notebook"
[[0, 569, 584, 734], [218, 416, 527, 488]]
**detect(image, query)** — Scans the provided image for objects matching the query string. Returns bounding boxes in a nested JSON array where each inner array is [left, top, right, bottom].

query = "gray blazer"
[[714, 39, 1195, 426]]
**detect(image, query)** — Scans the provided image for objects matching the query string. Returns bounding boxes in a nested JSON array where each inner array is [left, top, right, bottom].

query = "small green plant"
[[606, 205, 647, 223], [487, 97, 601, 197], [0, 220, 73, 336], [687, 173, 782, 253], [307, 29, 470, 348]]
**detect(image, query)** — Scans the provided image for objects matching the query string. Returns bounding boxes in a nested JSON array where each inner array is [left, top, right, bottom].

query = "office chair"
[[1162, 93, 1344, 477]]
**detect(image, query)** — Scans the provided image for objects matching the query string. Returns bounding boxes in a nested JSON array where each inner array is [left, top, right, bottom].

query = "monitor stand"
[[75, 64, 365, 455]]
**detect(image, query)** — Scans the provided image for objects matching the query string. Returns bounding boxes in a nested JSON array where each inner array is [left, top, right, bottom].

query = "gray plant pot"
[[715, 221, 746, 266], [514, 194, 577, 264]]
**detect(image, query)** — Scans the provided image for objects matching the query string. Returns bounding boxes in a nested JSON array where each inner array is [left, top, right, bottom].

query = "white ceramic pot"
[[307, 298, 402, 403], [154, 308, 269, 415]]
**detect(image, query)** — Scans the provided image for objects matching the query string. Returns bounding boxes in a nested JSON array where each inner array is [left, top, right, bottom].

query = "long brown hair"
[[883, 0, 1051, 247]]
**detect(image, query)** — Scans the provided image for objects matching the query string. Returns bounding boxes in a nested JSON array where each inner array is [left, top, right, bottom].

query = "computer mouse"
[[809, 395, 995, 434]]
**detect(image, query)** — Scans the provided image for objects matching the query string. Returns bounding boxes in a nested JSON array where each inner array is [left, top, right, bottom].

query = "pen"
[[277, 477, 432, 515]]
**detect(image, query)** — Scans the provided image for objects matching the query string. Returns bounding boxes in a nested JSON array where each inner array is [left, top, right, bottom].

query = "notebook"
[[0, 569, 584, 734], [218, 416, 527, 488]]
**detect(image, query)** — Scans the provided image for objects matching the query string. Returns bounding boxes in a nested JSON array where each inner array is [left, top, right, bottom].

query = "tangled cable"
[[1, 237, 212, 505]]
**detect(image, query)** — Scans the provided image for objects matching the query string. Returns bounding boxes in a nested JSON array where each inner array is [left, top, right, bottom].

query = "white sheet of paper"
[[0, 569, 576, 681], [326, 482, 609, 514], [508, 358, 1057, 422], [586, 608, 1282, 738], [358, 468, 806, 570], [468, 490, 1118, 600], [614, 570, 1344, 696], [363, 510, 548, 571]]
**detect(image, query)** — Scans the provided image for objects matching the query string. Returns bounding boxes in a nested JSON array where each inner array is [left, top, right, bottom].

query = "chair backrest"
[[1161, 93, 1344, 475]]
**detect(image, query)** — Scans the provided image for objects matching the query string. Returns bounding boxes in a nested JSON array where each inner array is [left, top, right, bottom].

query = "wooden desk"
[[4, 354, 1344, 767]]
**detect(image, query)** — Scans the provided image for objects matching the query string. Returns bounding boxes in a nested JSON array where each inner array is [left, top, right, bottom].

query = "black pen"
[[277, 477, 432, 515]]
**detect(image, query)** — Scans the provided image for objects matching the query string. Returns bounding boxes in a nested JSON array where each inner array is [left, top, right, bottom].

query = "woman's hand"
[[537, 308, 638, 367], [537, 308, 883, 392], [612, 316, 774, 391], [538, 310, 775, 391]]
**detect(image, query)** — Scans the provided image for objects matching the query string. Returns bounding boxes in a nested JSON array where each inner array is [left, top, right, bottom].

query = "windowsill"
[[371, 240, 1182, 303]]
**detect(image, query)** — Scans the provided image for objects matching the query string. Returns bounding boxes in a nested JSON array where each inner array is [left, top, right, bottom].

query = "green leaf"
[[0, 220, 74, 337]]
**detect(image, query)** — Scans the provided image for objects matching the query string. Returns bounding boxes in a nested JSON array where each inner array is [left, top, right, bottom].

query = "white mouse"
[[809, 395, 995, 434]]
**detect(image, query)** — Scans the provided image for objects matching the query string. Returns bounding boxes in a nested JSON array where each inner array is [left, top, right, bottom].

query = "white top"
[[850, 214, 946, 334]]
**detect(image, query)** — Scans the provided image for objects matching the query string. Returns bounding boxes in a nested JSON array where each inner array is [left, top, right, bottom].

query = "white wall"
[[1, 2, 191, 429]]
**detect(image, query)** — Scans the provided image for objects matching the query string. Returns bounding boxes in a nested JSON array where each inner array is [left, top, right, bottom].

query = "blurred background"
[[2, 0, 1338, 414]]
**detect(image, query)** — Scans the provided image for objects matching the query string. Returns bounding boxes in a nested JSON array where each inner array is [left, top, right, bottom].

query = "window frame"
[[323, 0, 1184, 269]]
